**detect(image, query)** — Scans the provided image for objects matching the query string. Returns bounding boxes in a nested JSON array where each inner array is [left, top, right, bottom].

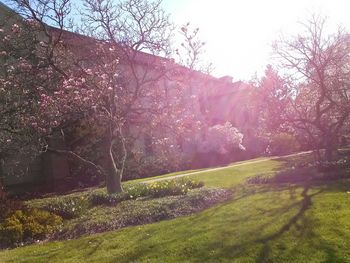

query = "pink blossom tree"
[[0, 7, 66, 178], [199, 122, 245, 155], [3, 0, 209, 193]]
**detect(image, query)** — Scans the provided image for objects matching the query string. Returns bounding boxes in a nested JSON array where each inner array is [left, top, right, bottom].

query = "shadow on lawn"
[[119, 182, 335, 262], [115, 182, 343, 262], [152, 175, 350, 262], [219, 180, 350, 262], [4, 180, 350, 263], [255, 183, 320, 262]]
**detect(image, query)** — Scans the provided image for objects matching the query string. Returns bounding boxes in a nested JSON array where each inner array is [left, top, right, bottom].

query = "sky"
[[2, 0, 350, 80], [161, 0, 350, 80]]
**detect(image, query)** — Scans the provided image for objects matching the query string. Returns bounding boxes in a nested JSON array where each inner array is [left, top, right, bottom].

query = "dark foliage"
[[0, 190, 24, 221], [246, 158, 350, 185]]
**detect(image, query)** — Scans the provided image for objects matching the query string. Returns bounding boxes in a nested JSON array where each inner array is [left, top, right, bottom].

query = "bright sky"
[[162, 0, 350, 80], [2, 0, 349, 80]]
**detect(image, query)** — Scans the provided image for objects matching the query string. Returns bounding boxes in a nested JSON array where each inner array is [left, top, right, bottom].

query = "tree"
[[0, 5, 66, 179], [255, 65, 290, 134], [5, 0, 208, 194], [175, 23, 213, 73], [273, 16, 350, 161], [199, 122, 245, 154], [74, 0, 205, 192]]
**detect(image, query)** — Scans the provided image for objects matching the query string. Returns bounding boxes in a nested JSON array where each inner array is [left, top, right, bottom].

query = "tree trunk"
[[313, 148, 322, 163], [105, 136, 124, 193], [324, 146, 333, 162], [324, 136, 335, 162], [106, 144, 123, 194], [106, 169, 123, 194]]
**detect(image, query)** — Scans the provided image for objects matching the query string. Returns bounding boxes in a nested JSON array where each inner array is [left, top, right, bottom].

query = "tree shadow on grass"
[[166, 177, 349, 261], [114, 183, 319, 261], [100, 179, 349, 262], [4, 180, 350, 263], [225, 179, 350, 262], [187, 184, 285, 226], [255, 183, 321, 262]]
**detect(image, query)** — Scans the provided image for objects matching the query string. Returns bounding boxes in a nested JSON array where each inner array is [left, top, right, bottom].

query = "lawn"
[[1, 154, 350, 262]]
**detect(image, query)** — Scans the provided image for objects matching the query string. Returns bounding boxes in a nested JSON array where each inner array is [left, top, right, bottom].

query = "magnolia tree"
[[273, 16, 350, 161], [34, 47, 202, 193], [0, 9, 66, 178], [254, 65, 290, 135], [175, 23, 213, 73], [34, 48, 126, 193], [199, 122, 245, 155], [4, 0, 209, 193]]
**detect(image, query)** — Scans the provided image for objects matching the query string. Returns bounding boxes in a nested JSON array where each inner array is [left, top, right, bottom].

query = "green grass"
[[127, 156, 271, 184], [53, 188, 230, 241], [126, 168, 206, 183], [27, 168, 207, 202], [2, 154, 350, 262]]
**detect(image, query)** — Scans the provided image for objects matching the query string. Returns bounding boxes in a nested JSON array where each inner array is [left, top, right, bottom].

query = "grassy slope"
[[1, 157, 350, 262]]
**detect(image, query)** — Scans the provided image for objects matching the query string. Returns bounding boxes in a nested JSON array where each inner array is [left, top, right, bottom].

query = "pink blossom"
[[11, 24, 20, 33]]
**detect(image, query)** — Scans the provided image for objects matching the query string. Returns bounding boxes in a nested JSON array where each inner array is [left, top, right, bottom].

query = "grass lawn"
[[1, 155, 350, 262]]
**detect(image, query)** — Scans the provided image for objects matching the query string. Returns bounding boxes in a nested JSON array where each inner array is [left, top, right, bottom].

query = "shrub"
[[272, 168, 314, 184], [56, 188, 231, 241], [131, 178, 204, 198], [89, 178, 205, 206], [199, 122, 245, 155], [146, 178, 200, 198], [0, 193, 24, 221], [185, 179, 205, 189], [124, 183, 149, 199], [43, 196, 89, 219], [247, 161, 350, 185], [0, 198, 24, 221], [246, 174, 272, 184], [317, 158, 350, 172], [268, 133, 300, 155], [147, 181, 186, 197], [89, 191, 129, 206], [0, 215, 23, 246], [0, 209, 62, 247], [246, 167, 316, 185]]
